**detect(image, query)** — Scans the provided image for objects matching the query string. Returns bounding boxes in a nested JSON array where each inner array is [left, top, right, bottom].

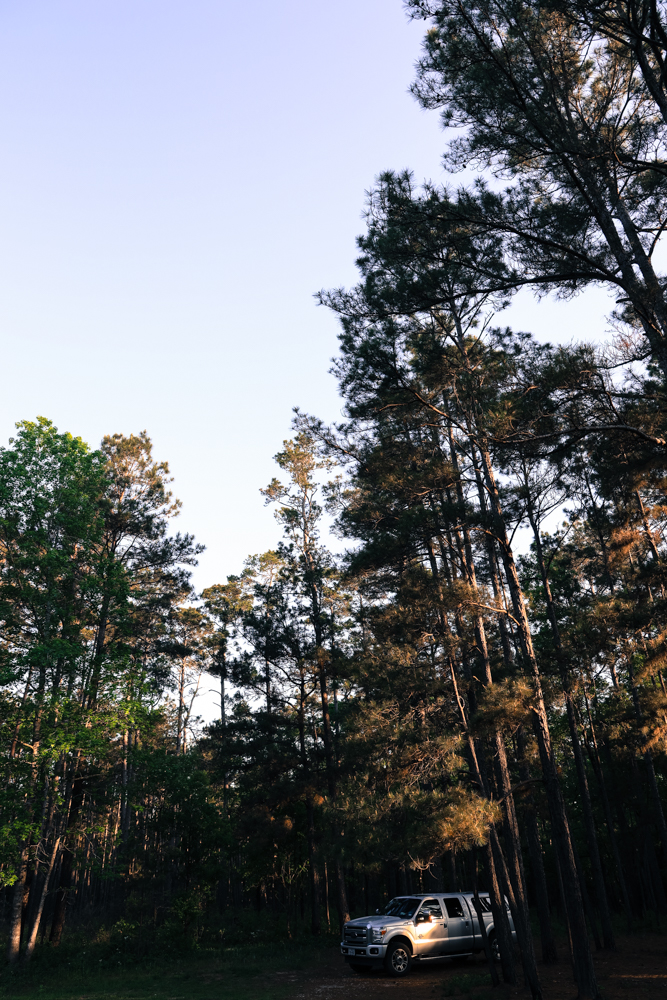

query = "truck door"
[[442, 895, 474, 954], [413, 898, 446, 956]]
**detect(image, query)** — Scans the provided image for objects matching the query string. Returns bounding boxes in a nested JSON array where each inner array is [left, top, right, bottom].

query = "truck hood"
[[346, 915, 409, 929]]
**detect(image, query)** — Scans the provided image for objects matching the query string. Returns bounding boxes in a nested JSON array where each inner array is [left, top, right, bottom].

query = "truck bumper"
[[340, 943, 387, 966]]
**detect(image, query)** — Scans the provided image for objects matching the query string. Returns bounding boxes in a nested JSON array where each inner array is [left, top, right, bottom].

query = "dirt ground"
[[278, 933, 667, 1000]]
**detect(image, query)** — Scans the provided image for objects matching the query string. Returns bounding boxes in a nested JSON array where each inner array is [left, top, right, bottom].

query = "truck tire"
[[384, 939, 412, 977], [489, 933, 501, 962]]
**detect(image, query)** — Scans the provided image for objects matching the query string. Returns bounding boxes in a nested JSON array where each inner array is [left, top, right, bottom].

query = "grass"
[[0, 940, 328, 1000]]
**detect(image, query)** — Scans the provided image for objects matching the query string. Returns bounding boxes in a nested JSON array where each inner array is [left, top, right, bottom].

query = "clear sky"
[[0, 1, 614, 718]]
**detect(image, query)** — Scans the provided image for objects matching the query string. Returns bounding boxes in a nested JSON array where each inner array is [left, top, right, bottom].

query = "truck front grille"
[[344, 925, 368, 946]]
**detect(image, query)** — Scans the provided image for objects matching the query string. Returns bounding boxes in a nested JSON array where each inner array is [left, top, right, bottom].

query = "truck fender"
[[387, 934, 413, 955]]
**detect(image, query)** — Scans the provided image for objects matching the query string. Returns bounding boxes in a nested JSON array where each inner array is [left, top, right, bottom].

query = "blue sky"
[[0, 0, 612, 602]]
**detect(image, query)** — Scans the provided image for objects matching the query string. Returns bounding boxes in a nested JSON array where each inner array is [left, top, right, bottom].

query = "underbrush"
[[0, 923, 336, 1000]]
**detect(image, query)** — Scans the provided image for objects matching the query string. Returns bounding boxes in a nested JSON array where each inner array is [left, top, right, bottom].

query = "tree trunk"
[[484, 838, 516, 984], [517, 729, 559, 963], [525, 495, 615, 950], [573, 837, 602, 951], [24, 837, 60, 962], [306, 798, 321, 935], [335, 861, 349, 930], [493, 735, 542, 998], [492, 820, 548, 997], [566, 695, 616, 949], [449, 433, 541, 999], [459, 711, 516, 985], [6, 846, 29, 963], [586, 756, 633, 923], [476, 445, 599, 999], [49, 776, 84, 946], [472, 850, 500, 987]]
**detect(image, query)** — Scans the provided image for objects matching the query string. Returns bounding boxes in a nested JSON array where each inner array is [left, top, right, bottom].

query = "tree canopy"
[[4, 5, 667, 1000]]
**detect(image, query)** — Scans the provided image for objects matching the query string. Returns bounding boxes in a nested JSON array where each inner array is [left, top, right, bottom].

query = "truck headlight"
[[371, 927, 387, 944]]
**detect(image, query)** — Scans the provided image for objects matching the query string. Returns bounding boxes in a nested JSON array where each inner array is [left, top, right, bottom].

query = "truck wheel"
[[384, 940, 412, 977], [489, 933, 501, 962]]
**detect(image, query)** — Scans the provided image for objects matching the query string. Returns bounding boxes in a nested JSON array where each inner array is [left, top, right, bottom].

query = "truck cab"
[[340, 891, 515, 977]]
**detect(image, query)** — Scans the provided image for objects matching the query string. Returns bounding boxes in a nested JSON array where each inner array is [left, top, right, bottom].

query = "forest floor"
[[280, 933, 667, 1000], [0, 940, 324, 1000], [1, 932, 666, 1000]]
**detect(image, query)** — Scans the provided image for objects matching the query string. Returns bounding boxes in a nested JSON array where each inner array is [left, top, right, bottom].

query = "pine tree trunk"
[[494, 822, 549, 997], [49, 776, 84, 946], [493, 736, 542, 999], [602, 740, 644, 915], [517, 730, 559, 963], [24, 837, 60, 962], [49, 849, 73, 947], [566, 696, 615, 949], [525, 497, 615, 950], [643, 747, 667, 857], [554, 847, 574, 964], [461, 724, 516, 985], [572, 837, 602, 951], [335, 861, 349, 929], [449, 433, 541, 1000], [525, 795, 559, 963], [306, 798, 321, 935], [488, 831, 521, 986], [476, 445, 600, 1000], [6, 846, 29, 963], [625, 658, 667, 864], [581, 697, 633, 925], [177, 658, 185, 754], [472, 850, 500, 987], [484, 839, 516, 984]]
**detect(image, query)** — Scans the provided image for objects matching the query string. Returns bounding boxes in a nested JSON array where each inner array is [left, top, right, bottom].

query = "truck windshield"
[[382, 897, 421, 918]]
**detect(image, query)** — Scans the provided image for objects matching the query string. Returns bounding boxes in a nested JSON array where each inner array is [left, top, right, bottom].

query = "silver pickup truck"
[[341, 891, 515, 977]]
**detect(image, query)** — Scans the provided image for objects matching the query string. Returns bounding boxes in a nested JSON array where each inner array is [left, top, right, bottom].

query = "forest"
[[4, 1, 667, 999]]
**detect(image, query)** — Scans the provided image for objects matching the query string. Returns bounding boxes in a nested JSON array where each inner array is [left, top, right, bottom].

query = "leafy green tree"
[[0, 421, 204, 959], [0, 418, 108, 962]]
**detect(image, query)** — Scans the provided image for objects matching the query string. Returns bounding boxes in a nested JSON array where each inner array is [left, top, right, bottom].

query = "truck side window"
[[419, 898, 442, 919], [444, 897, 464, 918], [469, 895, 492, 913]]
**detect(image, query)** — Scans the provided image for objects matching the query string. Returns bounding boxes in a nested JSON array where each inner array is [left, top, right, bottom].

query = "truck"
[[340, 891, 516, 977]]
